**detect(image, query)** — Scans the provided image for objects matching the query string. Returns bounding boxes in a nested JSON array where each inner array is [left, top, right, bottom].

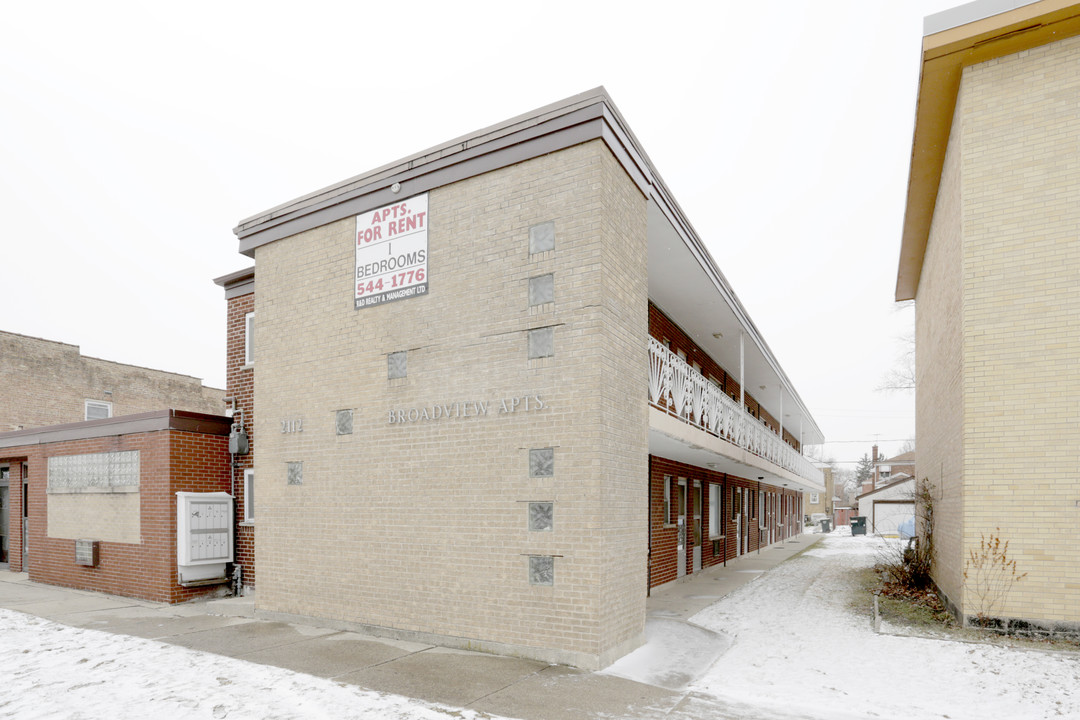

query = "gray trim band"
[[0, 410, 232, 450]]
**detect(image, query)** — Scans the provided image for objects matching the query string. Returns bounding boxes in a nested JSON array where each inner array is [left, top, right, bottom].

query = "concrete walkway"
[[0, 533, 821, 719]]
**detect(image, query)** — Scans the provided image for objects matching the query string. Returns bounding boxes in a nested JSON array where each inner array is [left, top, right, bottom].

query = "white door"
[[743, 488, 751, 554], [733, 486, 742, 558], [692, 481, 702, 572], [676, 479, 686, 578]]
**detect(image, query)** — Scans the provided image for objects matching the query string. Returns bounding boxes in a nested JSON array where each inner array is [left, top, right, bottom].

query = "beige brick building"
[[0, 330, 224, 431], [898, 0, 1080, 632], [231, 89, 824, 668]]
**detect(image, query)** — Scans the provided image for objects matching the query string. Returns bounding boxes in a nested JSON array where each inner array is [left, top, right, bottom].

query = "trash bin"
[[819, 519, 831, 533], [851, 516, 867, 536]]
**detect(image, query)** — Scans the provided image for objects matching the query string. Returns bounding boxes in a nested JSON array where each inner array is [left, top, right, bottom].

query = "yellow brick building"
[[898, 0, 1080, 632], [232, 89, 825, 668]]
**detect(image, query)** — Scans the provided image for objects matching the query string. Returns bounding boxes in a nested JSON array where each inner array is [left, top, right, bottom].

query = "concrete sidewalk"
[[0, 533, 821, 719]]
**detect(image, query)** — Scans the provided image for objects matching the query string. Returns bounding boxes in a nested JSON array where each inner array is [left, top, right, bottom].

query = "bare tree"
[[878, 300, 915, 393], [877, 329, 915, 392]]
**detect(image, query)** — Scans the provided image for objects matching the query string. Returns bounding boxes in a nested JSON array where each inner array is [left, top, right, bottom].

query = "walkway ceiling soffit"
[[647, 200, 824, 446], [896, 0, 1080, 301], [649, 428, 825, 494]]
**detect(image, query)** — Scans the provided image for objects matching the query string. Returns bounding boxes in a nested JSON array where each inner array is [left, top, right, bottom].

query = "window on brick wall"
[[85, 400, 112, 421], [244, 469, 254, 522], [388, 351, 407, 379], [529, 221, 555, 254], [810, 492, 819, 504], [759, 490, 767, 529], [244, 312, 255, 366], [528, 327, 554, 359], [663, 475, 674, 526], [709, 484, 721, 538]]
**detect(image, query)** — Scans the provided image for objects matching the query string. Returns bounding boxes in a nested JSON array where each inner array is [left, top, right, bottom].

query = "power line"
[[805, 439, 913, 444]]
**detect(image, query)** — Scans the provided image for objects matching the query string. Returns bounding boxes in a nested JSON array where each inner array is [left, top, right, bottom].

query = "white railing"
[[649, 338, 823, 485]]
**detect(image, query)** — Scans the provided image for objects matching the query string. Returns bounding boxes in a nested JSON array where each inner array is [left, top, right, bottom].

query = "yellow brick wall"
[[0, 332, 224, 431], [252, 140, 649, 668], [916, 85, 966, 612], [956, 35, 1080, 624]]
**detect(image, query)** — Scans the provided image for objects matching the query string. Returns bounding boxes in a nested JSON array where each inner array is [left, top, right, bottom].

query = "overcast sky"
[[0, 0, 967, 464]]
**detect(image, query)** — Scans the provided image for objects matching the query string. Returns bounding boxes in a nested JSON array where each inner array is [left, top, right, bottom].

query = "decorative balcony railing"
[[648, 338, 823, 485]]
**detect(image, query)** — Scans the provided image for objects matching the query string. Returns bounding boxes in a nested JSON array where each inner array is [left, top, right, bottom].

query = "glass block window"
[[529, 556, 554, 586], [336, 409, 354, 435], [529, 448, 554, 477], [287, 462, 303, 486], [529, 221, 555, 254], [388, 351, 407, 379], [529, 274, 554, 306], [48, 450, 139, 494], [528, 327, 554, 359], [528, 502, 553, 531]]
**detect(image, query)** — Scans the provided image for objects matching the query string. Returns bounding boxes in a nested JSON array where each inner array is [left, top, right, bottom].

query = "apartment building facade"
[[897, 0, 1080, 632], [226, 88, 824, 668]]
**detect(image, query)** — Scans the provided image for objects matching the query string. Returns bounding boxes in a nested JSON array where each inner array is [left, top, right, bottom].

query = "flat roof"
[[0, 410, 232, 450], [896, 0, 1080, 301]]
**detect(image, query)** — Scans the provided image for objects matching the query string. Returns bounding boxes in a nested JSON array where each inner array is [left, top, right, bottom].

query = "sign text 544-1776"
[[355, 193, 429, 309]]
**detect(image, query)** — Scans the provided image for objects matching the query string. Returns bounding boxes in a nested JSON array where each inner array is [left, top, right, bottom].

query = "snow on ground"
[[689, 530, 1080, 720], [0, 609, 500, 720]]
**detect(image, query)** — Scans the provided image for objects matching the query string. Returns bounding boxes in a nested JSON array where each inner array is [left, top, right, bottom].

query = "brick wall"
[[915, 84, 965, 610], [0, 427, 231, 603], [0, 331, 224, 432], [224, 289, 255, 589], [953, 36, 1080, 624], [649, 455, 802, 588], [252, 139, 649, 669]]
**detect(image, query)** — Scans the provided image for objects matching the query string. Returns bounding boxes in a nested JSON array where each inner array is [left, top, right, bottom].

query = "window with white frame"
[[243, 469, 254, 522], [709, 484, 721, 538], [85, 400, 112, 421], [810, 492, 820, 504], [759, 490, 766, 528], [663, 476, 674, 526], [244, 311, 255, 366]]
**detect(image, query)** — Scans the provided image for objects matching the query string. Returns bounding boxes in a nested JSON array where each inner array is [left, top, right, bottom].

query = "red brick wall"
[[649, 303, 801, 451], [225, 290, 255, 587], [649, 455, 802, 589], [1, 429, 230, 603]]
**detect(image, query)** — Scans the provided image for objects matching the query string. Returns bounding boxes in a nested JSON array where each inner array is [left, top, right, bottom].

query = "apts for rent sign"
[[355, 193, 428, 309]]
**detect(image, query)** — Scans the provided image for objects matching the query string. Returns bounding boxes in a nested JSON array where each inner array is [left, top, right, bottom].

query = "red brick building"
[[214, 267, 256, 592], [647, 302, 808, 588], [0, 411, 233, 603]]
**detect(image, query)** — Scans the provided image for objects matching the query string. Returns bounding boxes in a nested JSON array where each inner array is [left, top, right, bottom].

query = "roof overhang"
[[0, 410, 232, 450], [896, 0, 1080, 301], [213, 266, 255, 299]]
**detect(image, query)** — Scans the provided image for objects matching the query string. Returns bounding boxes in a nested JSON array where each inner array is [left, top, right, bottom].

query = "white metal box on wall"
[[176, 491, 233, 585]]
